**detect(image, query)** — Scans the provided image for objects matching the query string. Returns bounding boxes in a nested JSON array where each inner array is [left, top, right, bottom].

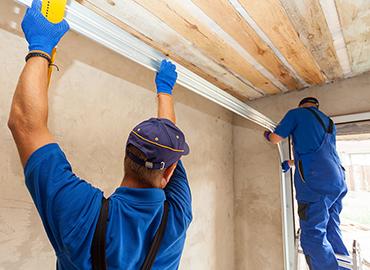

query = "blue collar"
[[113, 186, 165, 204]]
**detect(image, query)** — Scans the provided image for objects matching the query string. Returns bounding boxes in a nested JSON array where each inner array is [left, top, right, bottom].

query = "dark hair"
[[124, 144, 164, 187]]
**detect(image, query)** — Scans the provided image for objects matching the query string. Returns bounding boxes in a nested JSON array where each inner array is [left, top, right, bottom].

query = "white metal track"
[[15, 1, 295, 269], [16, 0, 276, 130]]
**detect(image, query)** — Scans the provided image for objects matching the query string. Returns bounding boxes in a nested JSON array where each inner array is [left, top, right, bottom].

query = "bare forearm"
[[8, 57, 53, 165], [269, 133, 284, 144], [157, 93, 176, 124]]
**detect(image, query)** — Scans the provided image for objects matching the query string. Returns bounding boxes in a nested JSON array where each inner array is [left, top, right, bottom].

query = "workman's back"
[[25, 143, 192, 270], [274, 106, 334, 155]]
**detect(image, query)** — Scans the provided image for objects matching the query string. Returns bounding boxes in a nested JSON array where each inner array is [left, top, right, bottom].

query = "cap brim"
[[182, 142, 190, 156]]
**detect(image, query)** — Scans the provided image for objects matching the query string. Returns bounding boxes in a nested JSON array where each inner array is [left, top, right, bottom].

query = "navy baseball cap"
[[298, 97, 319, 107], [126, 118, 189, 170]]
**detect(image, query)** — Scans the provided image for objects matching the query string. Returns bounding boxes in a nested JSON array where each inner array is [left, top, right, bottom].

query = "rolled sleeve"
[[24, 143, 102, 254], [274, 110, 297, 139]]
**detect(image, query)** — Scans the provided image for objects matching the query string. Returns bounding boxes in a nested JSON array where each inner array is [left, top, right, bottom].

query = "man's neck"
[[120, 175, 153, 188]]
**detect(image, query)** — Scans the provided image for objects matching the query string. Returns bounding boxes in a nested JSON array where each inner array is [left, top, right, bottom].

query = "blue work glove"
[[281, 160, 291, 173], [263, 130, 272, 142], [21, 0, 70, 56], [155, 60, 178, 95]]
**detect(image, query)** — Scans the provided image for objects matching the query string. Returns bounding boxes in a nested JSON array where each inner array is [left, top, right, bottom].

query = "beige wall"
[[248, 71, 370, 121], [233, 117, 284, 270], [0, 2, 234, 268]]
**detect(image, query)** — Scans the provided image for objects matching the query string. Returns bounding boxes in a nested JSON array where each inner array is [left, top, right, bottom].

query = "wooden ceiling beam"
[[238, 0, 326, 85], [77, 0, 264, 100], [279, 0, 343, 80], [192, 0, 302, 91], [132, 0, 282, 95]]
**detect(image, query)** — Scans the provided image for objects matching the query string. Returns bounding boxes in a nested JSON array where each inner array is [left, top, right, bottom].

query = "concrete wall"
[[248, 71, 370, 121], [0, 2, 234, 269], [233, 117, 284, 270]]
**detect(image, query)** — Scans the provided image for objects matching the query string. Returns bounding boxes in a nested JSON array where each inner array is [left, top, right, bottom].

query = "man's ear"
[[160, 162, 177, 188]]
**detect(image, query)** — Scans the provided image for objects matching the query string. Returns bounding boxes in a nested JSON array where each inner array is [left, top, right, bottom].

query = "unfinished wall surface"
[[0, 5, 234, 269], [233, 118, 284, 270], [248, 71, 370, 120]]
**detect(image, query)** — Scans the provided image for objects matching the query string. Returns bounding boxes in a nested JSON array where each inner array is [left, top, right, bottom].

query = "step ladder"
[[295, 229, 364, 270]]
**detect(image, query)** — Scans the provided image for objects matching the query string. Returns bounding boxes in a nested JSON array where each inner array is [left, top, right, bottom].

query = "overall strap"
[[304, 107, 334, 134], [92, 197, 109, 270], [140, 200, 170, 270], [91, 199, 170, 270]]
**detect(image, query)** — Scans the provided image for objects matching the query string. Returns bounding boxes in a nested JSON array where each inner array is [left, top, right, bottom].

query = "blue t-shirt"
[[274, 106, 335, 155], [24, 143, 192, 270]]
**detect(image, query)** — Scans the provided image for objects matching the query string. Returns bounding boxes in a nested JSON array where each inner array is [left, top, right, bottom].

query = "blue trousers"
[[299, 191, 349, 270]]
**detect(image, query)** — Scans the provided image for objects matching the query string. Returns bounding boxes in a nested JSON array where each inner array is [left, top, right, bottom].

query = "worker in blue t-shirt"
[[8, 1, 192, 269], [263, 97, 349, 270]]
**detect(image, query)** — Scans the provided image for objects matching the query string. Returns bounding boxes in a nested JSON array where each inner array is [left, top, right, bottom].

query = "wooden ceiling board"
[[280, 0, 343, 80], [132, 0, 282, 95], [77, 0, 263, 100], [335, 0, 370, 75], [192, 0, 302, 91], [238, 0, 326, 85]]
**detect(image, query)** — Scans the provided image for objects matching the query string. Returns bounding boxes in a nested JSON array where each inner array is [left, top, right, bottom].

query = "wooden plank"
[[192, 0, 302, 91], [335, 0, 370, 75], [77, 0, 263, 100], [131, 0, 282, 95], [279, 0, 343, 80], [238, 0, 326, 85]]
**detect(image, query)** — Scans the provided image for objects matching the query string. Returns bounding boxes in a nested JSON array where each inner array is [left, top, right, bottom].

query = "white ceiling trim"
[[319, 0, 352, 77]]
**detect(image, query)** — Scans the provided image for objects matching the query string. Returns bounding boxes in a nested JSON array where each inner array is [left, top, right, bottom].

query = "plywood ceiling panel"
[[238, 0, 326, 85], [132, 0, 281, 95], [280, 0, 343, 80], [77, 0, 263, 100], [335, 0, 370, 75], [73, 0, 370, 101], [192, 0, 302, 91]]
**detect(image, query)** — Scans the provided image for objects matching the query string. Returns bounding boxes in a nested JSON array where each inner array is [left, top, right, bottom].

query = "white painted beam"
[[319, 0, 352, 76]]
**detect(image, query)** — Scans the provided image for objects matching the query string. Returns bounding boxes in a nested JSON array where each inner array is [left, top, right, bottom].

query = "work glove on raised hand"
[[155, 60, 178, 95], [263, 130, 272, 142], [281, 160, 291, 173], [21, 0, 70, 57]]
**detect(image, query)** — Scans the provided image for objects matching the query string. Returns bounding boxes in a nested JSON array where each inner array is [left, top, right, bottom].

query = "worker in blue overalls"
[[263, 97, 349, 270]]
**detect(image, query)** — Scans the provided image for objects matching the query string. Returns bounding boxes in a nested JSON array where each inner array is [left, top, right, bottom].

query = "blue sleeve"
[[164, 160, 192, 226], [274, 109, 297, 138], [24, 143, 103, 254]]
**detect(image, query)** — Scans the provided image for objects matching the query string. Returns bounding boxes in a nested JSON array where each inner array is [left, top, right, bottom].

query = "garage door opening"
[[337, 134, 370, 269]]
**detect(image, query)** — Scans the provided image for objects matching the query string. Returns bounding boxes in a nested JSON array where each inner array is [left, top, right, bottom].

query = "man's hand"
[[155, 60, 178, 95], [156, 60, 177, 123], [22, 0, 69, 56], [263, 130, 272, 142], [281, 160, 294, 173], [263, 130, 284, 144]]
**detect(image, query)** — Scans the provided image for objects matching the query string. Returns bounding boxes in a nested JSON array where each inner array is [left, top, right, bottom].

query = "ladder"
[[295, 229, 364, 270]]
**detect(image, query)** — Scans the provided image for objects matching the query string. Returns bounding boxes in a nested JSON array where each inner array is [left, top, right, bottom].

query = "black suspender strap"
[[304, 107, 334, 134], [140, 200, 169, 270], [92, 197, 109, 270], [91, 199, 169, 270]]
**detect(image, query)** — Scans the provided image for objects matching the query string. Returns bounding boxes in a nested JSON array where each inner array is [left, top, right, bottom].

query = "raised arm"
[[7, 0, 69, 166], [155, 60, 177, 123]]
